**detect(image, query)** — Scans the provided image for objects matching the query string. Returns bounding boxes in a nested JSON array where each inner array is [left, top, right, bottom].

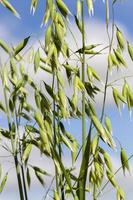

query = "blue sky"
[[0, 1, 133, 40], [0, 0, 133, 200]]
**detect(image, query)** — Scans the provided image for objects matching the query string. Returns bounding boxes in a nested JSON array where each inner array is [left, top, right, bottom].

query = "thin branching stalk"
[[100, 2, 115, 122], [15, 106, 28, 200], [52, 73, 59, 194], [43, 176, 55, 200], [93, 184, 96, 200], [107, 74, 133, 86], [81, 0, 86, 155], [52, 73, 56, 147], [57, 79, 65, 200]]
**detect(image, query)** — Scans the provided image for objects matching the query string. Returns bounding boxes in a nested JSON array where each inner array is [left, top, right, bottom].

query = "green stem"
[[101, 2, 115, 122], [52, 73, 59, 194], [57, 79, 65, 200], [81, 0, 86, 155], [21, 166, 28, 200], [52, 73, 56, 147], [14, 155, 25, 200], [58, 144, 64, 200], [77, 122, 92, 200], [15, 106, 28, 200], [100, 69, 109, 122], [93, 184, 96, 200]]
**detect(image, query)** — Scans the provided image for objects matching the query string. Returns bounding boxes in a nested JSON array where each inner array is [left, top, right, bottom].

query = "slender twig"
[[86, 45, 109, 61], [107, 74, 133, 87], [14, 105, 28, 200], [42, 177, 55, 200], [0, 155, 12, 158], [100, 2, 115, 122], [81, 0, 86, 155], [52, 72, 59, 194], [67, 22, 80, 55], [57, 78, 65, 200]]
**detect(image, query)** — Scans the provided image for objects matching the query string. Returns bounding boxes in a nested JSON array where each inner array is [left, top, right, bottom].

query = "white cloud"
[[66, 19, 133, 107], [0, 22, 12, 41]]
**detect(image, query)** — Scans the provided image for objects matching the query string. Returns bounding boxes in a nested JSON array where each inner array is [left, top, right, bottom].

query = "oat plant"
[[0, 0, 133, 200]]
